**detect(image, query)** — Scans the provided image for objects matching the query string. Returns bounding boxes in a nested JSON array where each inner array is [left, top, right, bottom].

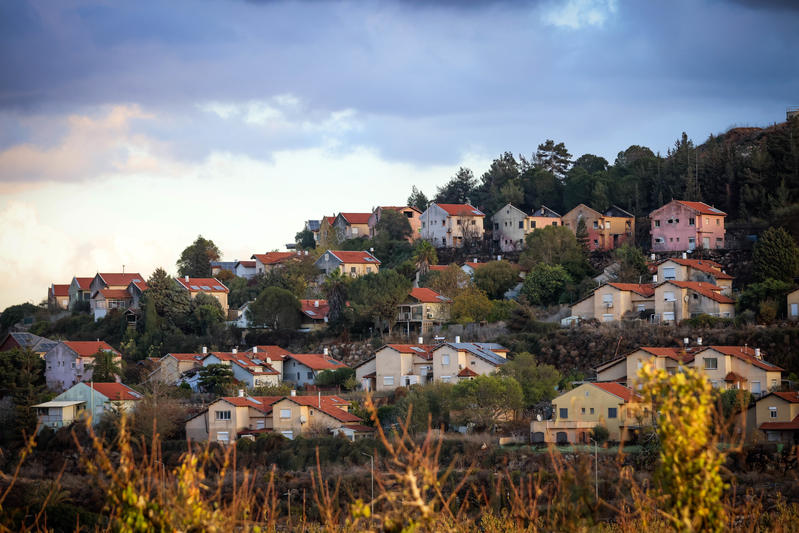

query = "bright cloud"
[[541, 0, 618, 29]]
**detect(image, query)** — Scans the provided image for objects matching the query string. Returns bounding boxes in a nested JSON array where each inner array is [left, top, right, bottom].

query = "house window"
[[608, 407, 618, 419], [457, 219, 462, 225], [559, 408, 568, 419], [716, 219, 720, 225], [494, 223, 498, 230], [531, 220, 536, 228], [654, 220, 660, 227], [581, 407, 586, 414], [590, 408, 594, 414], [705, 218, 710, 225], [441, 376, 451, 383], [471, 220, 475, 225], [602, 294, 613, 306], [637, 304, 646, 312], [772, 379, 778, 389], [366, 267, 372, 273], [352, 227, 358, 235], [280, 409, 291, 419], [664, 291, 675, 302], [602, 314, 614, 322], [281, 430, 294, 439], [350, 267, 356, 274], [769, 406, 778, 418], [689, 217, 695, 226], [593, 221, 599, 229], [518, 221, 523, 229], [663, 311, 675, 321], [216, 431, 230, 444], [422, 222, 426, 228], [442, 355, 450, 366], [703, 358, 718, 370], [307, 371, 314, 379], [215, 410, 231, 421], [384, 376, 394, 386]]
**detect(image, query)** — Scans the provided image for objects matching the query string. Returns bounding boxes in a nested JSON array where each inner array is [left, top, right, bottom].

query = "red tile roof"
[[129, 279, 149, 291], [88, 382, 142, 401], [63, 341, 120, 357], [428, 265, 450, 271], [165, 353, 204, 362], [607, 283, 655, 298], [435, 203, 485, 217], [664, 258, 733, 280], [300, 299, 330, 320], [248, 345, 292, 361], [759, 414, 799, 431], [458, 367, 479, 377], [706, 346, 784, 372], [251, 252, 298, 265], [327, 251, 381, 265], [724, 372, 746, 383], [324, 216, 336, 225], [74, 277, 93, 290], [339, 212, 372, 225], [95, 289, 132, 300], [175, 277, 229, 293], [98, 273, 144, 287], [236, 260, 256, 268], [665, 281, 735, 304], [383, 344, 437, 360], [408, 287, 451, 304], [772, 391, 799, 403], [592, 382, 641, 402], [675, 201, 727, 216], [50, 284, 70, 297], [463, 262, 486, 270], [286, 353, 347, 371], [286, 396, 361, 423]]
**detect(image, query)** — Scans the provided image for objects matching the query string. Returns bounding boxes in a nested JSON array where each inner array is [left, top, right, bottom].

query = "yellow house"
[[788, 288, 799, 321], [530, 382, 649, 444], [333, 212, 371, 240], [654, 280, 734, 323], [355, 343, 436, 391], [48, 283, 70, 310], [268, 395, 364, 440], [656, 257, 734, 295], [431, 341, 508, 383], [744, 391, 799, 444], [175, 276, 229, 314], [397, 288, 451, 334], [569, 283, 655, 322], [595, 345, 783, 396], [314, 250, 381, 278]]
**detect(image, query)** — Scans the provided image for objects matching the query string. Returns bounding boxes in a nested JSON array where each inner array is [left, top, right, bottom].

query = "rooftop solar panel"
[[200, 285, 211, 290], [190, 285, 200, 290]]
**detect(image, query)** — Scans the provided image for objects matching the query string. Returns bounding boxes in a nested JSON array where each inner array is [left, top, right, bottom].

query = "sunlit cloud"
[[540, 0, 618, 29]]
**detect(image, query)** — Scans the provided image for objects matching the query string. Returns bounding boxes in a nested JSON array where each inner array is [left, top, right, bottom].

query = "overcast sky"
[[1, 0, 798, 309]]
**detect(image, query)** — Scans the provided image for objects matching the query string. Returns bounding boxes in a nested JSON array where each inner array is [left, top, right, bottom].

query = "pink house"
[[649, 200, 726, 252]]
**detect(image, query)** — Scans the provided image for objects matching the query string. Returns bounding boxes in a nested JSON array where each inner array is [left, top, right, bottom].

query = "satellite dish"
[[536, 414, 542, 422], [684, 295, 690, 302]]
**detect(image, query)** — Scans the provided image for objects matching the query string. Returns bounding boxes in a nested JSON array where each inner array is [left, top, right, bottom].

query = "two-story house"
[[745, 391, 799, 444], [90, 289, 133, 321], [420, 203, 485, 248], [397, 288, 451, 334], [431, 340, 508, 383], [655, 256, 733, 295], [282, 352, 348, 387], [654, 280, 735, 323], [562, 204, 635, 251], [151, 352, 204, 384], [650, 200, 726, 251], [569, 283, 655, 322], [234, 260, 257, 279], [175, 276, 230, 314], [314, 250, 381, 278], [355, 342, 436, 391], [36, 382, 142, 427], [595, 344, 783, 396], [89, 273, 145, 295], [201, 350, 281, 389], [530, 382, 648, 444], [45, 340, 122, 391], [68, 277, 94, 309], [48, 283, 70, 310], [491, 203, 530, 252], [251, 252, 299, 275], [333, 212, 372, 241], [126, 279, 148, 310], [528, 206, 563, 231], [368, 206, 422, 241]]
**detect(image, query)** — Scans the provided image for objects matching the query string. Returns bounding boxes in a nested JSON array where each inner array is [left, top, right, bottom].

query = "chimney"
[[185, 275, 189, 282], [418, 336, 424, 344], [266, 357, 271, 364], [683, 337, 689, 346], [232, 347, 237, 354], [652, 274, 658, 283], [290, 390, 296, 397], [697, 337, 702, 346], [323, 347, 329, 356], [497, 255, 501, 261], [314, 300, 319, 308], [253, 346, 258, 354], [238, 389, 244, 397], [455, 335, 461, 343], [305, 250, 308, 256], [650, 253, 656, 261], [202, 346, 207, 354], [318, 391, 321, 409], [755, 348, 761, 359], [473, 258, 477, 263], [682, 252, 687, 259], [370, 247, 374, 253]]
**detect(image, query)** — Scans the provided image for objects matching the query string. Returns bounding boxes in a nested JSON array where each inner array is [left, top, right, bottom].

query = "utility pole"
[[590, 437, 598, 501]]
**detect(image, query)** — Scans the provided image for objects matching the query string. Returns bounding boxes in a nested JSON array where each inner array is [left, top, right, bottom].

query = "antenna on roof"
[[122, 264, 125, 274]]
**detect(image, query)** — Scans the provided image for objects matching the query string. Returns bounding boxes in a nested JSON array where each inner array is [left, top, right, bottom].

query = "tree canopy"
[[247, 286, 302, 330], [473, 261, 519, 299], [753, 227, 799, 282], [177, 235, 221, 277]]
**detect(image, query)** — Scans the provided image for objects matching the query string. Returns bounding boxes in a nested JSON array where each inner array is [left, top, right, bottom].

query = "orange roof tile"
[[248, 345, 292, 361], [98, 273, 144, 287], [592, 382, 641, 402], [637, 346, 699, 363], [63, 341, 119, 357], [88, 382, 142, 401], [50, 284, 70, 297], [327, 250, 381, 265], [339, 212, 372, 225], [665, 281, 735, 304], [74, 277, 93, 290], [287, 395, 361, 423], [759, 414, 799, 431], [383, 344, 437, 360], [165, 353, 204, 362], [175, 277, 229, 293], [772, 391, 799, 403], [300, 299, 330, 320], [675, 201, 727, 216], [706, 346, 784, 372], [458, 367, 479, 377], [251, 252, 298, 265], [664, 258, 733, 280], [408, 287, 451, 304], [463, 262, 486, 270], [607, 283, 655, 297], [435, 203, 485, 217], [286, 353, 347, 371], [428, 265, 450, 271], [324, 216, 336, 225]]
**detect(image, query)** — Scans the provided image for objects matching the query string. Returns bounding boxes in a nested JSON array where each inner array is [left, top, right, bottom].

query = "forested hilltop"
[[421, 116, 799, 238]]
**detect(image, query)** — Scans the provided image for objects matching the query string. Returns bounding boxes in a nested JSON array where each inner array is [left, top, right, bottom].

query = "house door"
[[688, 238, 696, 251], [702, 237, 710, 248]]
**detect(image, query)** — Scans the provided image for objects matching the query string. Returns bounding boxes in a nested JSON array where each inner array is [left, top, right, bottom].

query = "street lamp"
[[360, 452, 374, 516], [589, 437, 598, 501]]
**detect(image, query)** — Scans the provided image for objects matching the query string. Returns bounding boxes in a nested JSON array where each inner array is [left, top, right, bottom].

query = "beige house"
[[397, 288, 451, 334], [562, 204, 635, 251], [654, 281, 734, 323], [201, 350, 281, 389], [251, 252, 299, 275], [175, 276, 230, 314], [595, 345, 783, 396], [151, 352, 204, 384], [491, 204, 563, 252], [420, 203, 485, 248], [299, 299, 330, 331], [656, 257, 733, 295], [744, 391, 799, 444], [48, 284, 70, 310], [333, 212, 372, 240], [314, 250, 381, 278], [185, 393, 365, 443], [788, 288, 799, 321], [368, 206, 422, 241], [431, 341, 508, 383], [530, 382, 649, 444], [355, 343, 436, 391], [569, 283, 655, 322]]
